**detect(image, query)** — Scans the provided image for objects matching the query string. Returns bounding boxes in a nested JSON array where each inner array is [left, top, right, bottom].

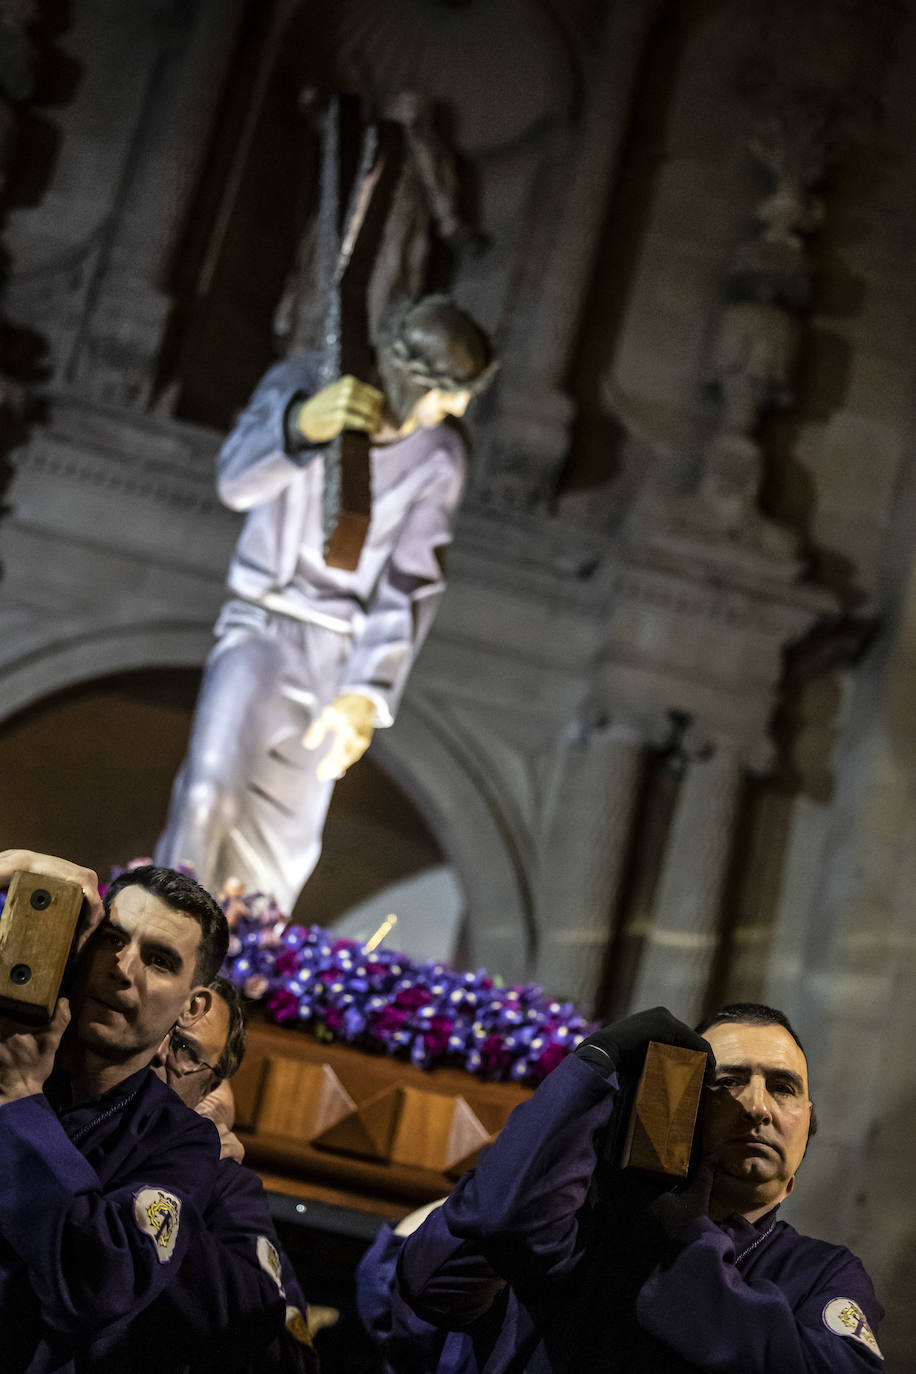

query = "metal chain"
[[735, 1214, 778, 1265], [66, 1085, 142, 1145]]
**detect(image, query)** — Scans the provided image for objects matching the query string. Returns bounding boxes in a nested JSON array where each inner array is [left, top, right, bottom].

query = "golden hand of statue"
[[303, 692, 376, 781], [295, 375, 384, 443]]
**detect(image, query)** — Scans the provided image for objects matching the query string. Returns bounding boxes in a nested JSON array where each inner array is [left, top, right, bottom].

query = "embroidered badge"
[[133, 1188, 181, 1263], [285, 1305, 315, 1347], [257, 1234, 286, 1296], [822, 1298, 883, 1359]]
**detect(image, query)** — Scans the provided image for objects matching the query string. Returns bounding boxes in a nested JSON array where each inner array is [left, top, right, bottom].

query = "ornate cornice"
[[452, 501, 835, 640], [11, 390, 226, 517], [9, 392, 837, 654]]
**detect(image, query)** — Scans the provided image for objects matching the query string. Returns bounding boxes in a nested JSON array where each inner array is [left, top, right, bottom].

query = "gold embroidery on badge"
[[133, 1188, 181, 1263], [147, 1195, 177, 1246], [822, 1298, 882, 1358], [285, 1306, 315, 1347], [257, 1235, 286, 1296]]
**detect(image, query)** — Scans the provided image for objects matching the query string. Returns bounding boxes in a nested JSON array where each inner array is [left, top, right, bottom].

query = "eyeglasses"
[[167, 1029, 221, 1079]]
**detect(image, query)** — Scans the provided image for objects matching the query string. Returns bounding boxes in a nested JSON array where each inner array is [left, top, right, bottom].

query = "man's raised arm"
[[397, 1007, 707, 1328], [0, 1074, 219, 1337]]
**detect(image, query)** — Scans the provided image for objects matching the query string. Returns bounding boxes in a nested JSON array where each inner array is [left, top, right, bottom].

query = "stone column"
[[483, 0, 670, 504], [629, 736, 744, 1023], [71, 0, 248, 407], [535, 717, 647, 1009], [786, 505, 916, 1254], [0, 0, 38, 448]]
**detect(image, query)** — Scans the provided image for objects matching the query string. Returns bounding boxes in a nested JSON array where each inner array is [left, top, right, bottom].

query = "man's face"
[[702, 1021, 813, 1210], [406, 386, 473, 431], [74, 885, 204, 1063], [153, 994, 229, 1108]]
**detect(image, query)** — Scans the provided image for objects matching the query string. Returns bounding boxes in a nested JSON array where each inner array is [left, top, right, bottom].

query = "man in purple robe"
[[357, 1003, 884, 1372], [0, 862, 232, 1371], [104, 976, 317, 1373], [0, 850, 327, 1372]]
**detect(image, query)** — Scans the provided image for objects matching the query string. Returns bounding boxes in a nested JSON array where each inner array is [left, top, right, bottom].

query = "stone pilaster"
[[535, 716, 651, 1009], [68, 0, 248, 408], [479, 0, 670, 506], [629, 735, 744, 1022]]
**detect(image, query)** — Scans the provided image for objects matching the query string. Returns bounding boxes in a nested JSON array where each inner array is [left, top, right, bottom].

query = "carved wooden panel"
[[388, 1088, 493, 1172], [311, 1086, 402, 1163], [621, 1041, 706, 1178], [233, 1014, 532, 1213], [256, 1058, 356, 1140]]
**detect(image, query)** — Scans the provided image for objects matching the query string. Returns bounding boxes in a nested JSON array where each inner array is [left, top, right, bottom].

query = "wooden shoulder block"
[[0, 870, 83, 1023], [620, 1040, 707, 1177]]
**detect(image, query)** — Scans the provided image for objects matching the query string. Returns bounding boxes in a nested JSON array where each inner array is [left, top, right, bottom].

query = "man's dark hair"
[[209, 975, 247, 1081], [695, 1002, 807, 1056], [104, 866, 229, 985], [696, 1002, 817, 1137]]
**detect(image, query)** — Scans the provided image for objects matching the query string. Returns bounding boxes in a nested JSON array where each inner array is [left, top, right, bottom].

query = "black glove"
[[647, 1153, 717, 1241], [575, 1006, 714, 1079]]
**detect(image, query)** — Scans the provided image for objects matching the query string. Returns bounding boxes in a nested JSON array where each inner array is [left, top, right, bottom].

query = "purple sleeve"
[[637, 1220, 886, 1372], [359, 1222, 521, 1374], [0, 1093, 217, 1336], [357, 1224, 451, 1362], [217, 359, 323, 511], [279, 1242, 309, 1321], [385, 1211, 506, 1332], [402, 1053, 620, 1306], [130, 1161, 287, 1355]]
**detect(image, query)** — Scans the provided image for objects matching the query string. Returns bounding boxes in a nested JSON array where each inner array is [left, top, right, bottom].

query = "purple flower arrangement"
[[216, 885, 595, 1084], [107, 862, 594, 1083]]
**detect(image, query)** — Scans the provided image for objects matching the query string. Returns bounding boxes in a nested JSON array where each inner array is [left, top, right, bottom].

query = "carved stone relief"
[[635, 93, 837, 574], [3, 0, 248, 411], [274, 89, 480, 359], [0, 0, 890, 1019]]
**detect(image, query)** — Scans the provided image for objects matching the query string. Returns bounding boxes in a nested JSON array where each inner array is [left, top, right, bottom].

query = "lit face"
[[75, 886, 205, 1064], [702, 1021, 813, 1212], [153, 994, 229, 1108], [403, 386, 473, 432]]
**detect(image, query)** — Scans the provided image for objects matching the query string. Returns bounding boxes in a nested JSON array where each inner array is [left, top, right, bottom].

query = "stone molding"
[[13, 391, 224, 514], [4, 392, 836, 736], [0, 387, 839, 984]]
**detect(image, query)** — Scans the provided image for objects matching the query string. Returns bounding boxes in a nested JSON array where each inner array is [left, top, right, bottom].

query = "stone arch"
[[372, 696, 536, 983], [0, 617, 535, 981], [0, 619, 214, 725]]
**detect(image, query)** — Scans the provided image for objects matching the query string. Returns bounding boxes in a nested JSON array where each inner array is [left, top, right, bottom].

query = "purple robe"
[[0, 1067, 297, 1371], [358, 1054, 885, 1372], [0, 1067, 219, 1371]]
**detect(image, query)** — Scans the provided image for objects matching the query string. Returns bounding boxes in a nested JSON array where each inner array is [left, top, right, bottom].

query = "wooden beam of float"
[[621, 1040, 707, 1178], [0, 871, 83, 1023]]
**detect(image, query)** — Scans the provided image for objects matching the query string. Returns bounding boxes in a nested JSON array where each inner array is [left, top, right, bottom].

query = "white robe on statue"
[[156, 356, 466, 911]]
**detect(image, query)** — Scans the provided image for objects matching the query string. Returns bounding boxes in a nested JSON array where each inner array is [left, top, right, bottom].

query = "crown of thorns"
[[379, 295, 499, 397]]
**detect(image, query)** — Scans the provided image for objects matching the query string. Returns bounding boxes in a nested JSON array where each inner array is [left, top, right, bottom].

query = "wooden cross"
[[317, 96, 406, 571]]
